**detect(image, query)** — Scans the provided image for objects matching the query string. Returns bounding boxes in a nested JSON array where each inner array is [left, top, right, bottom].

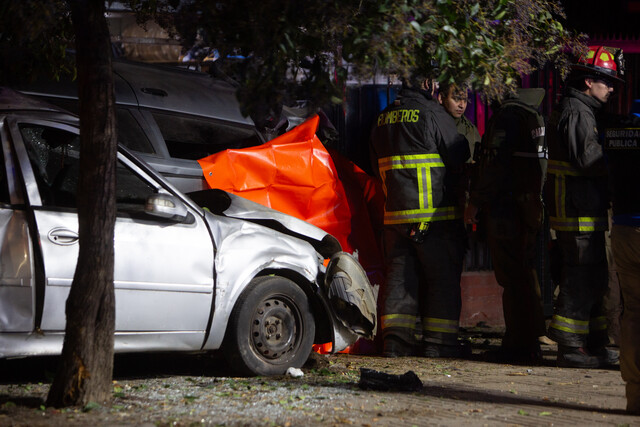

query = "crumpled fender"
[[325, 251, 378, 340]]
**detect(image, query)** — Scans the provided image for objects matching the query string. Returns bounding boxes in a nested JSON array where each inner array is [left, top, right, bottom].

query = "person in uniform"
[[370, 71, 470, 357], [605, 112, 640, 413], [464, 88, 548, 364], [545, 46, 623, 368]]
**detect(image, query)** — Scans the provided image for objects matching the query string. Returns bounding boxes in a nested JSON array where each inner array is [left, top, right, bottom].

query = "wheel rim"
[[250, 295, 302, 361]]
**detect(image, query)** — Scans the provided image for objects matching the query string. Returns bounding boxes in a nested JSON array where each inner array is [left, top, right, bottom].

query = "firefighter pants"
[[612, 224, 640, 414], [380, 220, 466, 346], [548, 230, 609, 348], [485, 207, 546, 352]]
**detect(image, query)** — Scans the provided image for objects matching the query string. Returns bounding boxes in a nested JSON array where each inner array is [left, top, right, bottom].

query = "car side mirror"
[[145, 192, 189, 222]]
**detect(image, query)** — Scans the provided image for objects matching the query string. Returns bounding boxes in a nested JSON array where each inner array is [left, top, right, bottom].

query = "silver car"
[[0, 88, 377, 376]]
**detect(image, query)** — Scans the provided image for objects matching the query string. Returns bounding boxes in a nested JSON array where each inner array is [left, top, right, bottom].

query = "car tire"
[[223, 276, 315, 376]]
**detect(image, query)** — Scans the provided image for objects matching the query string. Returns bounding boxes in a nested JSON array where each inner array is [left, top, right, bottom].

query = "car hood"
[[187, 189, 342, 259]]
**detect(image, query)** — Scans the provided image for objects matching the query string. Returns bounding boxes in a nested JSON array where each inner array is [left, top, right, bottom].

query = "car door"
[[7, 117, 215, 344], [0, 116, 34, 333]]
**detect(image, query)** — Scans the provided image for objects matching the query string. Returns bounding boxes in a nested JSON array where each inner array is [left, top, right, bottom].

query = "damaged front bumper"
[[323, 251, 378, 352]]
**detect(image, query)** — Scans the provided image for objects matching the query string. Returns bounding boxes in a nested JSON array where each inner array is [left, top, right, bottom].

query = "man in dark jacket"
[[438, 81, 481, 162], [464, 88, 547, 364], [546, 46, 623, 368], [606, 114, 640, 413], [370, 72, 470, 358]]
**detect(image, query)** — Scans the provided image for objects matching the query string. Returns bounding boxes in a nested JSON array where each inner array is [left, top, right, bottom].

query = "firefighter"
[[545, 46, 623, 368], [464, 88, 547, 364], [369, 71, 470, 358]]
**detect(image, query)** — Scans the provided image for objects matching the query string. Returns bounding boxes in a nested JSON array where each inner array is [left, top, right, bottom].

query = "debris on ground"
[[286, 367, 304, 378], [358, 367, 423, 391]]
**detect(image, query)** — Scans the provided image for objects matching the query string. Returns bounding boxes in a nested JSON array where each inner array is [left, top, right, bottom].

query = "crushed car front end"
[[189, 189, 378, 353]]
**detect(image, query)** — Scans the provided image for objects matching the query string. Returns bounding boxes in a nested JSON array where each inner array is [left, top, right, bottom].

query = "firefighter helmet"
[[572, 46, 625, 83]]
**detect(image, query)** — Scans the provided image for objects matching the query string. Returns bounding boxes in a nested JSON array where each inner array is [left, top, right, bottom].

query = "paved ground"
[[0, 331, 637, 426]]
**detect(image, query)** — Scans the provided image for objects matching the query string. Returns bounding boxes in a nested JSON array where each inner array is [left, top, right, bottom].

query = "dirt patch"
[[0, 331, 634, 426]]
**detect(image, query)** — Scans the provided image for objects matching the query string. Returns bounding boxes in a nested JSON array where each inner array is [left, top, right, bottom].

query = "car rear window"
[[150, 111, 263, 160]]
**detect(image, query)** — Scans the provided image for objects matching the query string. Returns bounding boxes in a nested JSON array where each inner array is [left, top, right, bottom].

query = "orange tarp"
[[198, 115, 354, 253]]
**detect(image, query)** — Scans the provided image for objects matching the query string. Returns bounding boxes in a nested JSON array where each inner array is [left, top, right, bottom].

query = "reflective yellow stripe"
[[379, 154, 459, 225], [549, 216, 608, 232], [424, 167, 434, 210], [384, 206, 461, 224], [590, 316, 608, 331], [549, 160, 571, 222], [378, 154, 444, 171], [549, 315, 589, 334], [381, 314, 418, 330], [417, 167, 425, 210], [548, 160, 607, 231], [422, 317, 459, 334], [548, 160, 581, 176]]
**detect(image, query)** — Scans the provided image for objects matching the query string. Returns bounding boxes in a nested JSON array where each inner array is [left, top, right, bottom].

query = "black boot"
[[383, 336, 414, 357], [422, 342, 471, 359], [588, 346, 619, 367], [557, 345, 599, 368], [485, 345, 543, 365]]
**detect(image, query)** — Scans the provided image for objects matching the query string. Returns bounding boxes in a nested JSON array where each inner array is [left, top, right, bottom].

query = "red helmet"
[[572, 46, 625, 83]]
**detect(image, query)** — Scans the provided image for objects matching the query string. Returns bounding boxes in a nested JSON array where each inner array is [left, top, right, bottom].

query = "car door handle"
[[48, 228, 79, 246], [140, 87, 168, 97]]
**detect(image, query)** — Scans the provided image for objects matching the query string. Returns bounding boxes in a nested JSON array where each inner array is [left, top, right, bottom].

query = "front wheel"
[[223, 276, 315, 376]]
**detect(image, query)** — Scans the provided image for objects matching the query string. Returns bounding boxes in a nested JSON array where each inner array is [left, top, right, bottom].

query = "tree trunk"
[[47, 0, 117, 408]]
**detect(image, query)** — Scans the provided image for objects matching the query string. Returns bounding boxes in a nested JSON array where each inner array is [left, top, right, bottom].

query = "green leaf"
[[539, 411, 552, 416], [83, 401, 101, 412], [443, 25, 458, 36], [183, 395, 198, 404], [518, 409, 529, 416]]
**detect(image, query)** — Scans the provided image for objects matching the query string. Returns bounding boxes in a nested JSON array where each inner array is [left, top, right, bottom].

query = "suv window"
[[19, 124, 156, 211], [36, 97, 155, 155], [150, 111, 262, 160]]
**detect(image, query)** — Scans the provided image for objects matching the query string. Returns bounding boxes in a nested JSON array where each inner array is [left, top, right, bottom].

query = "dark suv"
[[17, 59, 265, 192]]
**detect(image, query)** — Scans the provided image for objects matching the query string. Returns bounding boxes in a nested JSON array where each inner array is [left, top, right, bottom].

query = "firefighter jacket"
[[546, 87, 609, 232], [469, 88, 547, 213], [370, 87, 470, 225]]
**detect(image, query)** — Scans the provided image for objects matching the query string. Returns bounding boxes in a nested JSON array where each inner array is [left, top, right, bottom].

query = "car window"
[[34, 98, 155, 155], [115, 108, 156, 154], [150, 111, 263, 160], [19, 124, 156, 212]]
